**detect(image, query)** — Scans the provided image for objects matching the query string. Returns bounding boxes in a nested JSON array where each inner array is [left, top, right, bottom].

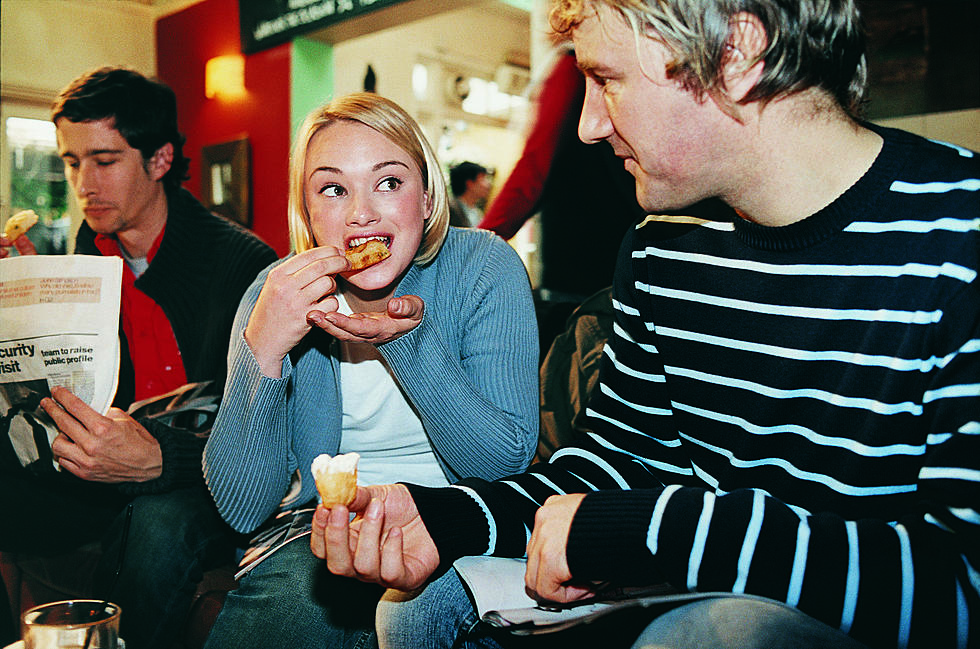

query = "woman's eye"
[[320, 184, 346, 197], [378, 177, 403, 191]]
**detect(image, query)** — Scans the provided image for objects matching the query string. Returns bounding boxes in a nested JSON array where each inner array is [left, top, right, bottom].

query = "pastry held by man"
[[3, 209, 38, 241], [312, 452, 360, 507], [345, 238, 390, 271]]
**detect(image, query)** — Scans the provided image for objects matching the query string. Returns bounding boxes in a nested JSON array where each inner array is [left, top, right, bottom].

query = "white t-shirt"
[[335, 294, 448, 488]]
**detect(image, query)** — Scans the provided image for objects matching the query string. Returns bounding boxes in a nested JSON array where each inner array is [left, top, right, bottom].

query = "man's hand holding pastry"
[[0, 209, 39, 258], [310, 482, 439, 591]]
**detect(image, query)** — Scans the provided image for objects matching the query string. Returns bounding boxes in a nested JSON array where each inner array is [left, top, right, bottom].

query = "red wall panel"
[[156, 0, 291, 256]]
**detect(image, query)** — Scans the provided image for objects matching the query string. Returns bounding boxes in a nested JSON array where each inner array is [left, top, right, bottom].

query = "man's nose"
[[578, 79, 614, 145], [74, 161, 97, 196]]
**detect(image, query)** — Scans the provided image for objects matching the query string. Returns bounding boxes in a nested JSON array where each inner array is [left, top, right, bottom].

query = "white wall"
[[331, 4, 530, 110], [1, 0, 157, 238], [1, 0, 157, 101], [330, 3, 531, 200]]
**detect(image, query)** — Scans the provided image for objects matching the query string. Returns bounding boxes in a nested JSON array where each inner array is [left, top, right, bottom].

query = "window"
[[4, 116, 71, 254], [461, 77, 526, 120]]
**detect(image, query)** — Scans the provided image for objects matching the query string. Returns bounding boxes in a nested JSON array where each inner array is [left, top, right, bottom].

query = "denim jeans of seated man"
[[94, 486, 237, 649], [204, 536, 381, 649], [374, 566, 870, 649]]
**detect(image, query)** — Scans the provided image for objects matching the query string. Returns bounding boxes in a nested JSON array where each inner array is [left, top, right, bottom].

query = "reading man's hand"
[[525, 493, 593, 604], [42, 385, 163, 483], [310, 483, 439, 591]]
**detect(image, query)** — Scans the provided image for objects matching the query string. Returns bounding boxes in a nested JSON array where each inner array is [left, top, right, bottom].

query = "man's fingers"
[[47, 386, 104, 431], [311, 506, 328, 559], [51, 434, 82, 467], [352, 498, 384, 576], [379, 526, 407, 585], [324, 505, 356, 575], [2, 234, 38, 256], [56, 456, 85, 478], [41, 396, 87, 444]]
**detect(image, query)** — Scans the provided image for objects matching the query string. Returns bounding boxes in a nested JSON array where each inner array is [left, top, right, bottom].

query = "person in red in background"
[[478, 46, 645, 303], [0, 67, 277, 649]]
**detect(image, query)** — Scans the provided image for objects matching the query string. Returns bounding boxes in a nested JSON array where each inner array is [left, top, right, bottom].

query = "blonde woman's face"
[[304, 121, 430, 293]]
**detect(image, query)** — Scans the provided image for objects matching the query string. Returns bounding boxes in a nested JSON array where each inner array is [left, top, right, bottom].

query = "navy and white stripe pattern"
[[462, 126, 979, 649]]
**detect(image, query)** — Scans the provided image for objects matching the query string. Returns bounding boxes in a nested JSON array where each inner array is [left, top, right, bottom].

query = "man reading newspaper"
[[0, 67, 276, 649]]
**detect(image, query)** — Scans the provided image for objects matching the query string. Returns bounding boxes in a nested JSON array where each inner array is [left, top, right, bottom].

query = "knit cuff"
[[119, 418, 206, 496], [567, 488, 664, 584], [403, 483, 490, 569]]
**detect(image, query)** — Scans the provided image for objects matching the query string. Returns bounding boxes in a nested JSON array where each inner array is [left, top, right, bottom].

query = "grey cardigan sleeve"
[[202, 261, 299, 533]]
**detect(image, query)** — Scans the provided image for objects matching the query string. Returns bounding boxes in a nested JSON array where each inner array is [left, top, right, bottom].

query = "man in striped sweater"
[[310, 1, 979, 647]]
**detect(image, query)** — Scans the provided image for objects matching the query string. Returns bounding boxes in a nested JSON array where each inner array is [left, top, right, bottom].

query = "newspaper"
[[0, 254, 123, 472], [234, 506, 317, 580], [454, 556, 741, 635]]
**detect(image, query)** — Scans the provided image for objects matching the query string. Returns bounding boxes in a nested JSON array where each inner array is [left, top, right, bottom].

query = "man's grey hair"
[[551, 0, 868, 119]]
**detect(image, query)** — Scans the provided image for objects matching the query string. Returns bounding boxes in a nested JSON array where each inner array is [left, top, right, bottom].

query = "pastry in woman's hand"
[[345, 239, 390, 271]]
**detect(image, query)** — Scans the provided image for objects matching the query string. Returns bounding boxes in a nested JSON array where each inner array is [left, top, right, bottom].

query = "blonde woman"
[[202, 93, 538, 648]]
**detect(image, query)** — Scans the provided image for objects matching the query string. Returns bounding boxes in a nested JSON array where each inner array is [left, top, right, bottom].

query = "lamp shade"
[[205, 55, 245, 99]]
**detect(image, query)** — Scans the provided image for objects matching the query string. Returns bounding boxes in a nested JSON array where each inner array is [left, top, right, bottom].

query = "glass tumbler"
[[21, 599, 122, 649]]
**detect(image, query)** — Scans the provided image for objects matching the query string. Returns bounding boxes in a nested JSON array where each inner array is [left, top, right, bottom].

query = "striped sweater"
[[409, 125, 979, 649]]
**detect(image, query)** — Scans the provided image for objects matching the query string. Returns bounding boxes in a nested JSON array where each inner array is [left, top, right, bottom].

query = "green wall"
[[290, 38, 334, 142]]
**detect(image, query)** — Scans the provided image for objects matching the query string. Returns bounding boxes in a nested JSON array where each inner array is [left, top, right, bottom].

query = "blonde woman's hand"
[[244, 247, 348, 377], [308, 295, 424, 345]]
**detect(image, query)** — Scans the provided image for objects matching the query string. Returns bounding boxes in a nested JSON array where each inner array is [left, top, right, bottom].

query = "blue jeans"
[[94, 486, 236, 649], [375, 569, 869, 649], [203, 539, 381, 649], [376, 570, 587, 649]]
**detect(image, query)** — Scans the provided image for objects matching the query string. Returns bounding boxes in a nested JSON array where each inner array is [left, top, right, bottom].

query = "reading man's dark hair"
[[51, 67, 191, 192]]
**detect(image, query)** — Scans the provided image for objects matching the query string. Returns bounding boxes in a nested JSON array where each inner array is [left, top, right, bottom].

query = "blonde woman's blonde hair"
[[288, 92, 450, 265]]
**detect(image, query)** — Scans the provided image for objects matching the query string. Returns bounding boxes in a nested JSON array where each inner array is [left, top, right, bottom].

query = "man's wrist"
[[567, 489, 664, 583], [403, 483, 489, 563]]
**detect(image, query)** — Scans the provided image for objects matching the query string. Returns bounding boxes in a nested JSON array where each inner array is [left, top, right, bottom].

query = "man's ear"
[[722, 12, 768, 104], [147, 142, 174, 181]]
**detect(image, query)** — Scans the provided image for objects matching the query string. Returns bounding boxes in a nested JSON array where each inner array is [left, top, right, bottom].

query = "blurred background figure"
[[480, 47, 733, 357], [448, 160, 492, 227], [478, 47, 645, 304]]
